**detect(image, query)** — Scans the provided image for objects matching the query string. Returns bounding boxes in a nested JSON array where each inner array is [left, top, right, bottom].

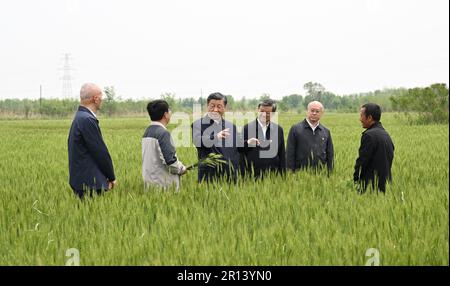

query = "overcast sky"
[[0, 0, 448, 100]]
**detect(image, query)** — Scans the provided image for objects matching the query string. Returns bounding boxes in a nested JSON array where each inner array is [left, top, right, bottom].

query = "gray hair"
[[80, 83, 101, 101], [307, 101, 324, 111]]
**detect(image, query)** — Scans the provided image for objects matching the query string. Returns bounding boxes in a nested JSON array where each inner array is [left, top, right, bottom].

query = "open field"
[[0, 113, 448, 265]]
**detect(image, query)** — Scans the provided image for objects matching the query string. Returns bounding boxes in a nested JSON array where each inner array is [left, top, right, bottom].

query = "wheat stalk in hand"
[[186, 153, 227, 170]]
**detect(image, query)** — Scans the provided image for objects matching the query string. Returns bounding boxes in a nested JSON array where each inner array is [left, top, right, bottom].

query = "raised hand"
[[217, 128, 230, 139]]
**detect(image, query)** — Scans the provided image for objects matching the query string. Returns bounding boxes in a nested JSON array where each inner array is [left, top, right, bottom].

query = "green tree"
[[390, 83, 449, 124], [280, 94, 302, 111], [103, 86, 119, 116], [303, 82, 325, 99], [225, 94, 235, 110], [303, 82, 338, 110], [180, 97, 196, 111], [161, 92, 177, 110], [259, 93, 271, 102]]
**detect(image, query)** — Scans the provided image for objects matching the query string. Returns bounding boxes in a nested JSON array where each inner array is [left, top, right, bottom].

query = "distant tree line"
[[0, 82, 447, 124], [390, 83, 449, 124]]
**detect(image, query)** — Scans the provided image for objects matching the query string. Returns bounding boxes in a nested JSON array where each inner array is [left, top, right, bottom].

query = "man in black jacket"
[[286, 101, 334, 172], [241, 99, 286, 178], [354, 103, 394, 193], [68, 83, 116, 199], [192, 92, 241, 183]]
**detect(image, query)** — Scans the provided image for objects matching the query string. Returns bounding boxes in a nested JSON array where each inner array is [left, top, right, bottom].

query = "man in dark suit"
[[68, 83, 116, 199], [287, 101, 334, 173], [240, 99, 286, 178], [192, 92, 241, 183], [354, 103, 394, 193]]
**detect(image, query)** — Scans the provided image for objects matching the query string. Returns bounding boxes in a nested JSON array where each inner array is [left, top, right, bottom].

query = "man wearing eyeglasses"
[[192, 92, 242, 183], [286, 101, 334, 173]]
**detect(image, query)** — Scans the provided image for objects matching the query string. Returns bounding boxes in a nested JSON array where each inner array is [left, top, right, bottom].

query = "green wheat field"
[[0, 113, 448, 265]]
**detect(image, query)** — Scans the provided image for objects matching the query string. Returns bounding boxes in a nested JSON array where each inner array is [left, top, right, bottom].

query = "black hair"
[[258, 99, 277, 112], [147, 100, 169, 121], [361, 103, 381, 122], [207, 92, 227, 106]]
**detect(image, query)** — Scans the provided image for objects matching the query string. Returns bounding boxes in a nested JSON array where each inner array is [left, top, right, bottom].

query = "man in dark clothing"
[[68, 83, 116, 199], [192, 92, 241, 183], [354, 103, 394, 193], [241, 99, 286, 178], [286, 101, 334, 172]]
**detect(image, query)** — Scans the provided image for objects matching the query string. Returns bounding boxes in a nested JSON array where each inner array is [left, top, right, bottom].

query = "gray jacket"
[[286, 119, 334, 172], [142, 122, 186, 191]]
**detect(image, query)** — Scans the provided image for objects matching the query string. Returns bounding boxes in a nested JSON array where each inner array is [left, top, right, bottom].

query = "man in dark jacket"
[[286, 101, 334, 172], [354, 103, 394, 193], [241, 99, 286, 178], [192, 92, 241, 183], [68, 83, 116, 199]]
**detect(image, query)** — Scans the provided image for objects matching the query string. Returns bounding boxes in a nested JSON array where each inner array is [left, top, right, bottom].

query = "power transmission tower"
[[60, 53, 75, 99]]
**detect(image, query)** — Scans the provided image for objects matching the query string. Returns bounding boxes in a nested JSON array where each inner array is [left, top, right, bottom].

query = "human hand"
[[217, 128, 230, 139], [108, 180, 117, 190], [247, 138, 260, 146]]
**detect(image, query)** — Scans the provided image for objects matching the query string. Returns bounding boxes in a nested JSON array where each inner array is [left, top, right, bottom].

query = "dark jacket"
[[240, 119, 286, 178], [68, 106, 115, 191], [286, 119, 334, 172], [354, 121, 394, 193], [192, 115, 242, 182]]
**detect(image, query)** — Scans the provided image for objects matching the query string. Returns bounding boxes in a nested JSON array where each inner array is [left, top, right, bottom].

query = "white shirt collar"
[[306, 118, 320, 131], [85, 106, 97, 118], [150, 121, 167, 129], [257, 118, 270, 139], [257, 118, 269, 130], [205, 113, 222, 125]]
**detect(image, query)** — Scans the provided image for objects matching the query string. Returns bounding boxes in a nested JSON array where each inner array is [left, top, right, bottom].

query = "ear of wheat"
[[186, 153, 227, 170]]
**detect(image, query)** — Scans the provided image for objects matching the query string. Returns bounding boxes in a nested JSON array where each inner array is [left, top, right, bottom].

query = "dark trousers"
[[73, 188, 106, 200], [357, 179, 387, 194]]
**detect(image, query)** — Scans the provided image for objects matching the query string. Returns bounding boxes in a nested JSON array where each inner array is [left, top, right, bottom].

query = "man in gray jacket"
[[286, 101, 334, 172], [142, 100, 187, 191]]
